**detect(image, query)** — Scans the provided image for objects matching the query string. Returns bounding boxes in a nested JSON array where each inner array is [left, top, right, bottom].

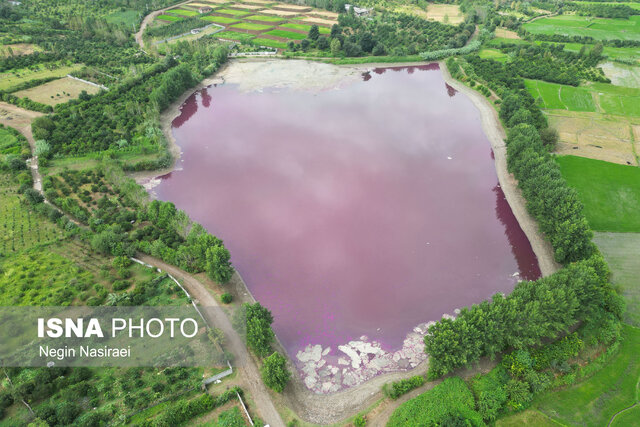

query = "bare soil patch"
[[260, 9, 300, 17], [548, 111, 639, 166], [301, 16, 337, 26], [495, 27, 521, 39], [14, 76, 101, 106], [426, 4, 464, 24], [0, 43, 40, 57]]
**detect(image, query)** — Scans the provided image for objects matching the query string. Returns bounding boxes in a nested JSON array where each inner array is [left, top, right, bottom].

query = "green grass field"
[[230, 22, 273, 31], [167, 8, 200, 17], [496, 409, 562, 426], [525, 79, 640, 116], [216, 30, 254, 42], [525, 79, 597, 111], [105, 9, 140, 27], [200, 15, 238, 24], [215, 8, 251, 16], [593, 232, 640, 327], [0, 127, 20, 158], [0, 63, 83, 91], [524, 15, 640, 41], [556, 155, 640, 232], [478, 48, 509, 62], [245, 14, 284, 22], [280, 22, 330, 34], [533, 324, 640, 426], [252, 38, 288, 49], [156, 13, 183, 22], [264, 29, 306, 40]]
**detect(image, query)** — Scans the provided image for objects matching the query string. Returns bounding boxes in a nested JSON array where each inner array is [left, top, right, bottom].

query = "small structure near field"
[[198, 6, 212, 13], [345, 4, 371, 17]]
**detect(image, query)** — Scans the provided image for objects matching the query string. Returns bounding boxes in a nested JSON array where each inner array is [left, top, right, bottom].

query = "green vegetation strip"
[[215, 8, 251, 16], [523, 15, 640, 41], [216, 30, 254, 42], [156, 14, 183, 22], [167, 8, 200, 17], [231, 22, 273, 31], [264, 29, 306, 40], [388, 377, 482, 425], [200, 15, 238, 24], [252, 38, 288, 49], [556, 155, 640, 232], [594, 232, 640, 327], [246, 14, 284, 22]]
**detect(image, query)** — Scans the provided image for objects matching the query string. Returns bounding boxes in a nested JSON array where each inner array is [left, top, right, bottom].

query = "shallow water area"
[[150, 61, 541, 392]]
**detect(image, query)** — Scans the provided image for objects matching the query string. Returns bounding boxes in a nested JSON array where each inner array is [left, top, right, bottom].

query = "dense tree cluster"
[[289, 11, 474, 57], [425, 255, 623, 377], [565, 2, 640, 19]]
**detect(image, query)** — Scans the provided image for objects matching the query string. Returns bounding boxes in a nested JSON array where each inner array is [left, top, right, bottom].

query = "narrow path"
[[0, 102, 44, 191], [134, 0, 194, 50], [137, 255, 285, 427], [608, 373, 640, 426]]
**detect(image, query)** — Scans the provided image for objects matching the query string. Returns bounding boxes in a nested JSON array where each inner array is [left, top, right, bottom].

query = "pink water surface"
[[154, 64, 541, 355]]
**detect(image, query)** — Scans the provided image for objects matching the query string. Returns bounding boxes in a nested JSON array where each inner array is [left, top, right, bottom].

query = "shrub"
[[384, 375, 425, 399], [220, 292, 232, 304]]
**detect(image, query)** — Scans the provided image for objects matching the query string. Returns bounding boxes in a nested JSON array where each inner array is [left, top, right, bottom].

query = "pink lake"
[[153, 63, 540, 362]]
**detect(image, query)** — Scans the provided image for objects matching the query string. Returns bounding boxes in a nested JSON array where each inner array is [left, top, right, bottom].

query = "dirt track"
[[0, 102, 44, 191], [134, 0, 193, 50], [138, 255, 285, 426]]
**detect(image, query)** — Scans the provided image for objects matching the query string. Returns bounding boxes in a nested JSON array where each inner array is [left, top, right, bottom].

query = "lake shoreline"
[[132, 57, 560, 424]]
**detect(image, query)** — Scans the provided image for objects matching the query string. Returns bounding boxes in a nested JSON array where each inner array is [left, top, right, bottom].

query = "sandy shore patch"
[[217, 58, 362, 92]]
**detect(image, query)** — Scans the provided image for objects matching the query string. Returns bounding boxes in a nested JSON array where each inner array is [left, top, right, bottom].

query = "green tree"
[[245, 303, 274, 357], [308, 25, 319, 41], [330, 38, 342, 56], [261, 352, 291, 393], [206, 245, 233, 284]]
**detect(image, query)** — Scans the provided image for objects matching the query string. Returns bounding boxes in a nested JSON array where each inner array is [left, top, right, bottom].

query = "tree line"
[[424, 55, 624, 379]]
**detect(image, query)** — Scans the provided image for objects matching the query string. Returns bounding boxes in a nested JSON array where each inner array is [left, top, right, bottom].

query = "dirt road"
[[134, 0, 193, 50], [0, 102, 44, 191], [138, 255, 285, 427]]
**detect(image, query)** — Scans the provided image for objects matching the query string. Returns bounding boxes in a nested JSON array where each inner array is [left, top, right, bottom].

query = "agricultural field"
[[231, 22, 273, 31], [167, 8, 201, 17], [478, 48, 509, 62], [0, 43, 41, 57], [104, 9, 142, 28], [157, 13, 184, 22], [593, 232, 640, 327], [0, 63, 83, 92], [526, 79, 640, 164], [264, 29, 307, 40], [425, 4, 464, 24], [525, 79, 596, 112], [556, 155, 640, 232], [201, 15, 239, 24], [13, 76, 102, 106], [150, 0, 339, 48], [0, 175, 63, 255], [494, 27, 520, 39], [523, 15, 640, 41], [252, 37, 288, 49], [601, 61, 640, 88], [0, 126, 28, 161]]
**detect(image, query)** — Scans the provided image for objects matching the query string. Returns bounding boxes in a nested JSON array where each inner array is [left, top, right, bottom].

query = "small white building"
[[198, 6, 212, 14], [345, 4, 371, 17]]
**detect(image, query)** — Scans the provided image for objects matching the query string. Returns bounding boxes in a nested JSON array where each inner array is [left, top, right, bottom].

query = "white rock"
[[338, 345, 362, 369], [338, 357, 349, 365], [322, 346, 331, 356], [304, 376, 317, 389]]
